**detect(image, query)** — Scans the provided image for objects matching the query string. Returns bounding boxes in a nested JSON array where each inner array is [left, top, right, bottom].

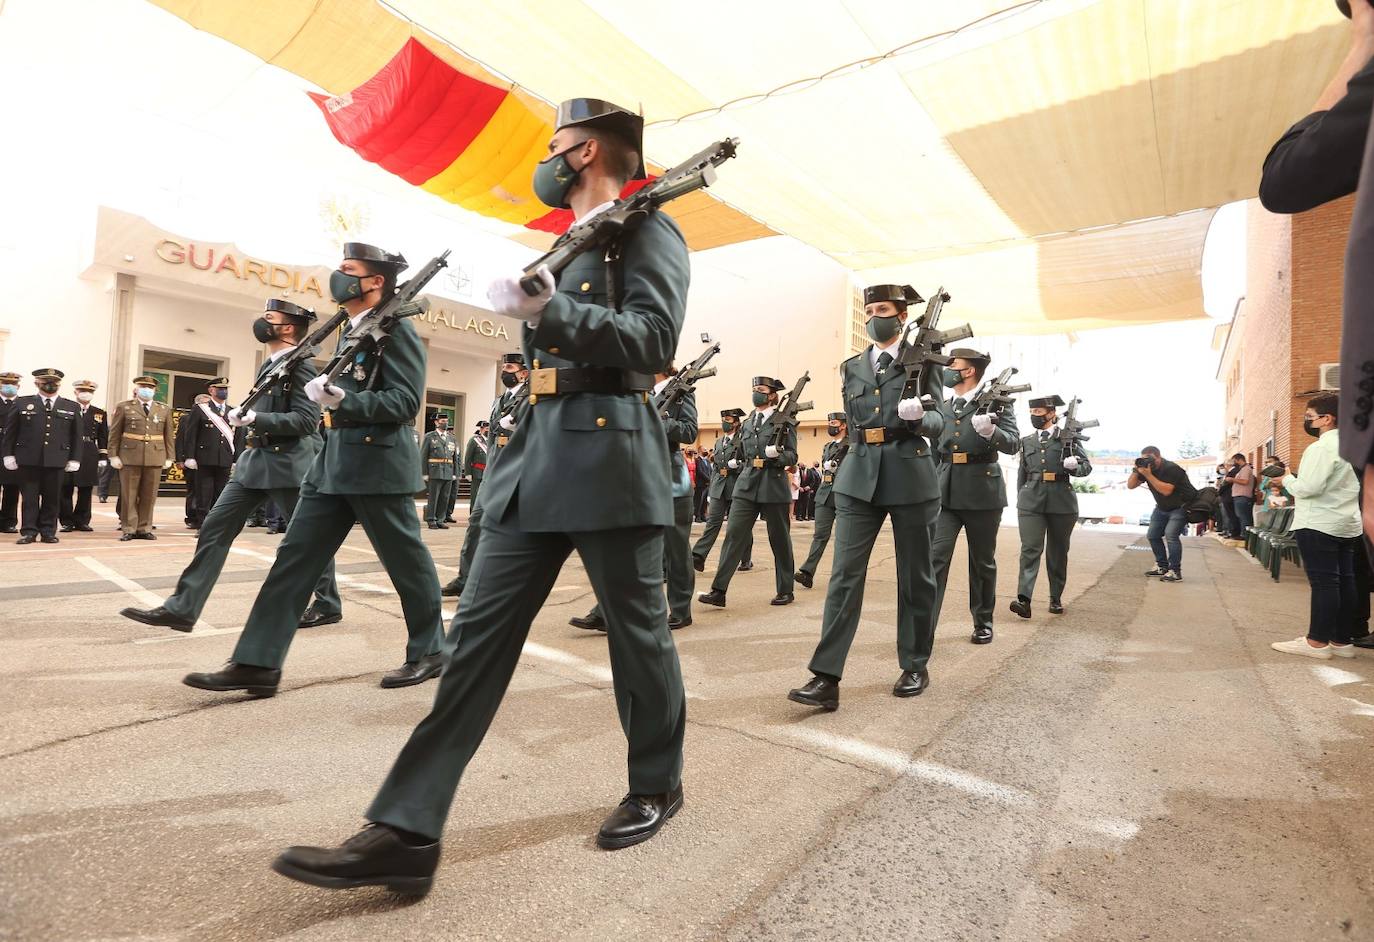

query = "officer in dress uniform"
[[420, 414, 457, 529], [184, 377, 237, 527], [698, 377, 797, 608], [175, 399, 201, 527], [0, 371, 25, 532], [1011, 395, 1093, 618], [1, 368, 82, 544], [930, 349, 1020, 645], [119, 299, 343, 633], [273, 97, 689, 893], [108, 376, 174, 540], [180, 244, 445, 694], [441, 353, 527, 599], [690, 408, 753, 573], [58, 379, 108, 532], [795, 411, 849, 588], [788, 284, 945, 711], [460, 420, 490, 516]]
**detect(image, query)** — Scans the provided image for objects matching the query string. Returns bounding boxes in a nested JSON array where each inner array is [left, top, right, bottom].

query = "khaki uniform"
[[108, 399, 174, 535]]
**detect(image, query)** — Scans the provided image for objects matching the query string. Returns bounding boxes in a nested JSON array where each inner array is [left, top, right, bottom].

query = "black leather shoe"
[[770, 593, 794, 606], [0, 526, 15, 533], [692, 554, 705, 573], [75, 525, 94, 532], [119, 533, 135, 542], [443, 517, 457, 524], [596, 785, 683, 850], [893, 669, 930, 698], [440, 578, 463, 598], [737, 561, 754, 572], [1009, 597, 1031, 619], [121, 605, 195, 632], [1048, 600, 1065, 615], [135, 532, 156, 540], [436, 523, 449, 529], [668, 614, 692, 630], [272, 823, 440, 895], [971, 625, 993, 644], [380, 653, 444, 689], [298, 608, 343, 630], [60, 524, 75, 533], [1353, 633, 1374, 650], [40, 534, 59, 544], [569, 611, 607, 631], [697, 589, 726, 608], [16, 534, 35, 544], [787, 676, 839, 711], [183, 662, 280, 697], [427, 523, 440, 530], [795, 570, 813, 589]]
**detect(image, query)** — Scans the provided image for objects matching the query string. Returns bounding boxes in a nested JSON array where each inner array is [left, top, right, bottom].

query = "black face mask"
[[1030, 414, 1051, 430], [37, 381, 59, 395], [827, 425, 842, 437], [500, 372, 520, 389], [252, 317, 280, 344], [1304, 419, 1322, 438]]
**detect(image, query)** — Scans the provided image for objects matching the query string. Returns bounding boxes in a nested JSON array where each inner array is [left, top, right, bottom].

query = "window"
[[847, 287, 867, 355]]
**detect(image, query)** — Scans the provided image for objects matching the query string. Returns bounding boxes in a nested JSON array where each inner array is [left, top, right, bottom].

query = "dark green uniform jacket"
[[233, 357, 323, 491], [935, 395, 1019, 510], [421, 430, 458, 480], [1016, 428, 1093, 514], [732, 409, 797, 505], [815, 438, 847, 508], [662, 389, 699, 494], [462, 433, 488, 482], [706, 432, 744, 500]]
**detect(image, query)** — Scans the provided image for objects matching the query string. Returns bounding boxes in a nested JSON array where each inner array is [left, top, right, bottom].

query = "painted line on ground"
[[1312, 664, 1366, 687], [134, 625, 245, 644], [228, 546, 390, 593]]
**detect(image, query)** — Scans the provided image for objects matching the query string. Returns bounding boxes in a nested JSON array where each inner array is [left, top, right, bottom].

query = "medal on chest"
[[352, 351, 368, 383]]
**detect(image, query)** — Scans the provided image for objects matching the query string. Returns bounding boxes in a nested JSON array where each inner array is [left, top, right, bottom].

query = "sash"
[[199, 401, 235, 449], [472, 435, 488, 455]]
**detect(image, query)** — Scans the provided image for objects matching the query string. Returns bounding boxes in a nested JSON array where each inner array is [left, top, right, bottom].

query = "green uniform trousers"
[[425, 478, 453, 524], [588, 494, 694, 623], [1017, 511, 1077, 602], [808, 493, 941, 680], [462, 477, 480, 516], [932, 508, 1002, 632], [162, 480, 340, 624], [366, 516, 686, 839], [231, 487, 443, 670], [454, 498, 484, 595], [712, 497, 792, 596], [798, 501, 836, 577], [692, 495, 752, 565]]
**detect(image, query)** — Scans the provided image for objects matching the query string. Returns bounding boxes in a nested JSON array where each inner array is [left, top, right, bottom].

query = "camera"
[[1134, 457, 1152, 469]]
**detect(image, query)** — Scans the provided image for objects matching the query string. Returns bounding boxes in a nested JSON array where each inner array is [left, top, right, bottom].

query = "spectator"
[[1228, 453, 1257, 543], [693, 449, 712, 522], [788, 465, 800, 518], [1128, 445, 1197, 583], [1264, 477, 1291, 510], [1271, 394, 1362, 659], [1215, 462, 1235, 539]]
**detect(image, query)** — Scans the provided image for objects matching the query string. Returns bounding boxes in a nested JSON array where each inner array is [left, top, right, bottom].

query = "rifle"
[[1061, 395, 1100, 455], [318, 251, 451, 390], [765, 371, 813, 451], [494, 383, 531, 442], [970, 367, 1032, 416], [655, 342, 720, 414], [520, 138, 741, 296], [894, 288, 975, 402], [235, 307, 351, 413]]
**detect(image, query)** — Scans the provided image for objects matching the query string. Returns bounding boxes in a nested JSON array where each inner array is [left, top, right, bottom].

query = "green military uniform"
[[931, 386, 1019, 636], [448, 369, 523, 598], [797, 414, 849, 581], [705, 381, 797, 601], [366, 185, 690, 838], [691, 416, 752, 568], [806, 293, 945, 682], [158, 320, 341, 625], [420, 426, 457, 525], [1015, 408, 1093, 607], [461, 424, 490, 512]]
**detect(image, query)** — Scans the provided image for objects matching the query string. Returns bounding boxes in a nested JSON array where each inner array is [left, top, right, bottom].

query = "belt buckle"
[[720, 468, 728, 476], [864, 428, 884, 444], [1042, 471, 1057, 481], [530, 368, 558, 396], [497, 435, 509, 447], [752, 458, 765, 468], [952, 452, 968, 464], [322, 412, 333, 429], [822, 474, 833, 484]]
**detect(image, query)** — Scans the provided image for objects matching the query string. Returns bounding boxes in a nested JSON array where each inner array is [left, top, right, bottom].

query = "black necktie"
[[877, 352, 893, 373], [143, 403, 150, 417], [44, 399, 52, 412], [1040, 431, 1050, 442], [953, 397, 967, 411]]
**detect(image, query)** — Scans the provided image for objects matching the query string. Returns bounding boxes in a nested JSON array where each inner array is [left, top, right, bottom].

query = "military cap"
[[501, 352, 527, 366], [73, 379, 97, 391], [555, 98, 647, 181], [827, 411, 847, 422], [32, 367, 64, 381], [1028, 395, 1066, 409], [132, 375, 158, 388], [0, 371, 21, 384], [947, 347, 991, 368], [342, 242, 408, 274], [476, 420, 490, 429], [207, 376, 230, 389], [721, 408, 746, 418], [751, 376, 785, 391], [863, 284, 924, 308], [264, 298, 317, 322]]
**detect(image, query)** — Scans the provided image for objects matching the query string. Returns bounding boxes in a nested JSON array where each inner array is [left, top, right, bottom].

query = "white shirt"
[[575, 200, 617, 226], [752, 406, 775, 429], [868, 337, 901, 373], [948, 382, 986, 407], [40, 395, 56, 410], [653, 377, 671, 396], [349, 307, 374, 331], [1283, 428, 1361, 538], [268, 346, 292, 363]]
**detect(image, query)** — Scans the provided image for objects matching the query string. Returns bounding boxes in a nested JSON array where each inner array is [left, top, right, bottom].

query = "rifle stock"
[[236, 307, 351, 413]]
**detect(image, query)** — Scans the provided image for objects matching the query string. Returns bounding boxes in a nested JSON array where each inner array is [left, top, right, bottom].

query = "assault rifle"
[[318, 251, 451, 391], [1061, 395, 1100, 454], [655, 341, 720, 414], [895, 288, 974, 402], [766, 371, 813, 451], [970, 367, 1032, 416], [520, 138, 741, 296], [235, 307, 350, 413]]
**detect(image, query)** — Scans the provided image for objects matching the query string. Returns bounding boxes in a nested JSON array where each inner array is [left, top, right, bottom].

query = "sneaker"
[[1144, 567, 1168, 577], [1328, 643, 1357, 659], [1159, 571, 1182, 582], [1271, 637, 1332, 660]]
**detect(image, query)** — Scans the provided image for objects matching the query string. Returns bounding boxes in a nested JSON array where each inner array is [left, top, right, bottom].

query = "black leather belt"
[[328, 419, 414, 429], [529, 367, 654, 399], [1040, 472, 1068, 482], [852, 427, 917, 445], [947, 451, 998, 465]]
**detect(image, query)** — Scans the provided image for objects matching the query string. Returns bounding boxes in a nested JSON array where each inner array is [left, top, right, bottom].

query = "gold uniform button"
[[580, 281, 592, 292], [595, 417, 607, 428], [364, 436, 372, 443], [548, 347, 560, 355]]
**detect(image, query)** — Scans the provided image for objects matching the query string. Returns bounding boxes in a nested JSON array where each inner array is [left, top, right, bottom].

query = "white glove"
[[98, 460, 107, 470], [765, 445, 780, 459], [3, 456, 17, 472], [971, 413, 996, 439], [727, 459, 740, 470], [487, 265, 555, 323], [499, 413, 517, 432], [897, 397, 926, 421], [109, 456, 123, 470], [65, 460, 80, 472], [162, 459, 173, 470], [227, 407, 256, 427], [824, 460, 837, 472], [1063, 456, 1080, 472], [305, 375, 345, 408], [184, 458, 198, 470]]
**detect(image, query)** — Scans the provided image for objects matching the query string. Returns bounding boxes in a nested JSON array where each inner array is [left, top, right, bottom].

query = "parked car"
[[1138, 513, 1151, 526]]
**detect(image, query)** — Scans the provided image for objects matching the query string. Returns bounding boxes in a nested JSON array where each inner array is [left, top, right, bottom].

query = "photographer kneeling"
[[1129, 446, 1196, 583]]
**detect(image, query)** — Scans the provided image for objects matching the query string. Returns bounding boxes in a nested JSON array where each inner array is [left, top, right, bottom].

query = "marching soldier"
[[179, 244, 444, 692], [691, 408, 753, 573], [795, 411, 849, 588], [698, 377, 796, 608], [183, 377, 237, 527], [788, 284, 944, 711], [59, 379, 108, 533], [421, 414, 457, 529], [460, 420, 490, 515], [930, 349, 1019, 645], [442, 353, 527, 599], [0, 371, 24, 533], [1, 368, 82, 544], [119, 299, 342, 633], [272, 97, 688, 893], [108, 376, 174, 541], [1011, 395, 1093, 618]]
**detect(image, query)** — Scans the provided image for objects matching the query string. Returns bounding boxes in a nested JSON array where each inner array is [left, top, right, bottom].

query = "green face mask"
[[330, 269, 367, 304], [865, 315, 902, 344], [751, 391, 770, 408], [942, 367, 966, 388], [721, 421, 734, 433], [533, 141, 587, 209]]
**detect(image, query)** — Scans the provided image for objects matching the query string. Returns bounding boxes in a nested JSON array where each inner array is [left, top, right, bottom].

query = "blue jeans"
[[1147, 506, 1187, 573], [1230, 496, 1254, 538]]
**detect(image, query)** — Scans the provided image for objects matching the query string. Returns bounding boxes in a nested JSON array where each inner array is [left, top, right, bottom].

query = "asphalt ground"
[[2, 501, 1370, 940]]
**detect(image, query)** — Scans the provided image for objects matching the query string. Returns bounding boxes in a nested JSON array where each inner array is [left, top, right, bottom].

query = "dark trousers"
[[1017, 511, 1077, 602], [1230, 496, 1254, 537], [446, 474, 466, 520], [1216, 493, 1234, 537], [932, 507, 1003, 632], [1293, 528, 1360, 645], [694, 485, 709, 522], [59, 482, 93, 528], [590, 494, 696, 622], [808, 493, 941, 679], [193, 466, 231, 525], [183, 468, 198, 523], [366, 515, 685, 840], [712, 497, 793, 597], [19, 466, 63, 538], [426, 478, 454, 524], [454, 497, 484, 594], [692, 494, 752, 565], [231, 487, 443, 670], [96, 463, 115, 500], [0, 478, 20, 529], [798, 499, 836, 576]]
